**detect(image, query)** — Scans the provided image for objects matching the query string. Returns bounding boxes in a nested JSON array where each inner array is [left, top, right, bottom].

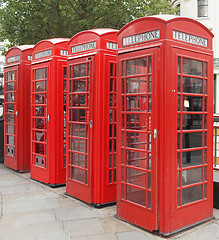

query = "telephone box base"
[[30, 178, 66, 188]]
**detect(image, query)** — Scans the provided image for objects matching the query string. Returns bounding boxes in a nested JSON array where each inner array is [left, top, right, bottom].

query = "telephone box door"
[[67, 57, 93, 203], [4, 67, 18, 166], [31, 64, 49, 172], [117, 47, 159, 231]]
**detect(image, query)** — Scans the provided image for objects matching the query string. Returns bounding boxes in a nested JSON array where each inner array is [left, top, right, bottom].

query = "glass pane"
[[72, 124, 86, 138], [7, 82, 15, 91], [177, 190, 181, 207], [35, 69, 45, 80], [7, 93, 15, 102], [126, 77, 146, 94], [178, 57, 181, 73], [8, 71, 15, 81], [182, 185, 202, 205], [35, 106, 44, 117], [35, 81, 46, 92], [71, 138, 86, 153], [73, 63, 86, 78], [6, 124, 14, 135], [126, 132, 146, 151], [7, 135, 14, 145], [35, 131, 45, 142], [126, 113, 146, 130], [182, 114, 202, 130], [126, 95, 147, 112], [183, 58, 203, 76], [126, 185, 146, 207], [72, 109, 86, 122], [182, 96, 202, 112], [73, 94, 86, 106], [205, 62, 208, 77], [182, 168, 202, 186], [73, 80, 86, 92], [72, 167, 85, 183], [71, 152, 85, 167], [148, 56, 152, 73], [35, 143, 44, 155], [178, 76, 181, 92], [126, 168, 146, 188], [177, 152, 180, 168], [183, 77, 203, 94], [35, 94, 45, 104], [126, 149, 146, 169], [182, 150, 202, 167], [126, 58, 147, 76], [35, 118, 45, 130], [182, 132, 202, 149], [7, 114, 14, 123]]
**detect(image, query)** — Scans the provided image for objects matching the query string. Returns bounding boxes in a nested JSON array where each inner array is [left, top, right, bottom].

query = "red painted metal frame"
[[30, 38, 69, 186], [66, 29, 118, 205], [116, 15, 214, 235], [4, 45, 34, 172]]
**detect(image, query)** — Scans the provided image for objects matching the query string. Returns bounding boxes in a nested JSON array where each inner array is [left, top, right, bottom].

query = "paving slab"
[[117, 231, 159, 240], [57, 196, 80, 208], [100, 216, 131, 233], [0, 210, 56, 230], [2, 190, 59, 204], [0, 183, 43, 195], [55, 206, 102, 221], [0, 168, 12, 175], [3, 197, 60, 214], [33, 232, 70, 240], [63, 218, 105, 238], [70, 233, 118, 240]]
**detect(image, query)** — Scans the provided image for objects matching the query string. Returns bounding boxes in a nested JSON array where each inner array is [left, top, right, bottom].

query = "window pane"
[[35, 69, 45, 80], [126, 58, 147, 76], [126, 168, 146, 188], [183, 96, 202, 112], [126, 149, 146, 169], [182, 132, 202, 149], [183, 58, 203, 76], [183, 77, 203, 94], [182, 114, 202, 130], [126, 77, 146, 94], [182, 168, 202, 186], [182, 150, 202, 167], [126, 185, 146, 207], [182, 185, 202, 205], [126, 95, 147, 112], [73, 63, 86, 78]]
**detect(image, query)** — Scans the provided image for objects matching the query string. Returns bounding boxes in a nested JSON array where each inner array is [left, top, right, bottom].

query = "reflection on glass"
[[183, 58, 203, 76], [126, 185, 146, 207], [72, 138, 86, 153], [35, 131, 45, 142], [126, 77, 146, 93], [35, 143, 44, 155], [182, 150, 202, 167], [73, 80, 86, 92], [126, 95, 147, 112], [7, 135, 14, 145], [6, 124, 14, 135], [182, 114, 202, 130], [148, 56, 152, 73], [73, 63, 86, 78], [177, 190, 181, 207], [71, 152, 85, 167], [126, 113, 146, 130], [126, 132, 146, 151], [126, 149, 146, 169], [72, 167, 85, 183], [182, 132, 202, 149], [126, 58, 147, 76], [35, 94, 45, 104], [205, 62, 208, 77], [182, 185, 202, 205], [126, 168, 146, 188], [73, 94, 86, 106], [182, 167, 202, 186], [183, 77, 203, 94], [35, 106, 44, 116], [182, 96, 202, 111], [35, 81, 46, 92], [35, 68, 45, 80], [178, 57, 181, 73], [7, 104, 14, 113], [72, 124, 86, 138], [7, 82, 15, 91], [8, 71, 15, 81], [178, 76, 181, 92], [73, 109, 86, 122]]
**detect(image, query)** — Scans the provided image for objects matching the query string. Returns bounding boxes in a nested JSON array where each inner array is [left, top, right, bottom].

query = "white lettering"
[[122, 30, 160, 46], [7, 55, 20, 63], [173, 30, 208, 47]]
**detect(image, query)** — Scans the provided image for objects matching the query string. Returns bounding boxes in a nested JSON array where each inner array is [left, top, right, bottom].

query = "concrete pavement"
[[0, 163, 219, 240]]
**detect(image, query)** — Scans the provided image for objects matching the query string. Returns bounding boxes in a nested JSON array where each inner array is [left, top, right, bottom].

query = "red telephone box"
[[66, 29, 118, 206], [4, 45, 34, 172], [31, 38, 69, 186], [116, 15, 214, 235]]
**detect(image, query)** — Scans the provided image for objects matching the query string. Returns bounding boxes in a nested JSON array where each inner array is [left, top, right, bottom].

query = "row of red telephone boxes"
[[4, 15, 214, 236]]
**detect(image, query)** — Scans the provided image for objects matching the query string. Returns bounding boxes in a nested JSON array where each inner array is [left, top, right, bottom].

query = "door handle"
[[90, 120, 93, 128], [47, 115, 50, 122], [16, 111, 18, 117]]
